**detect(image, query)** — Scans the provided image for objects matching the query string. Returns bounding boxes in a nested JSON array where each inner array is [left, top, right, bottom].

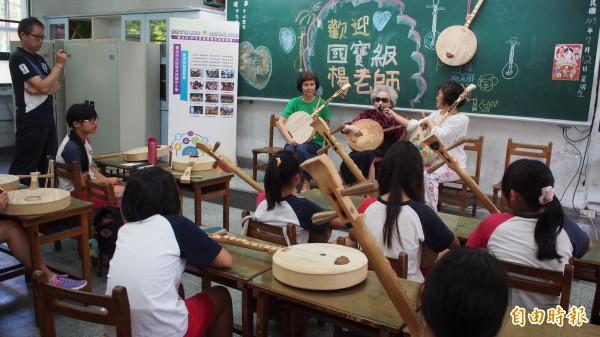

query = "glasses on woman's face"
[[374, 97, 390, 103], [26, 33, 46, 42], [82, 118, 99, 125]]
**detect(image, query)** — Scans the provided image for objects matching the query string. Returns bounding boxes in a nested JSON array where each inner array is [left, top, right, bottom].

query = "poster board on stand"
[[167, 18, 240, 165]]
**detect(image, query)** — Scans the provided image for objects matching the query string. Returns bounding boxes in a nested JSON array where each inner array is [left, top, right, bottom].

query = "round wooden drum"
[[0, 174, 20, 192], [409, 127, 437, 165], [272, 243, 368, 290], [2, 188, 71, 216], [285, 111, 316, 144], [172, 156, 215, 171]]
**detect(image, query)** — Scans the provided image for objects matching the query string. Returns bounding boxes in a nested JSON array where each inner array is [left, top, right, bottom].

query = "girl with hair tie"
[[357, 142, 459, 281], [255, 150, 344, 243], [467, 159, 591, 309]]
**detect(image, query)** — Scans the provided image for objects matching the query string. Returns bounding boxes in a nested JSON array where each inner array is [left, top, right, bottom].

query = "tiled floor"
[[1, 165, 598, 336]]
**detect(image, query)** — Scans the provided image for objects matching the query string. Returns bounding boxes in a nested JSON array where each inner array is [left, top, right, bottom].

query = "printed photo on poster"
[[190, 93, 203, 102], [221, 105, 234, 117], [190, 68, 202, 77], [221, 82, 235, 91], [206, 81, 219, 91], [221, 94, 235, 103], [190, 80, 204, 90], [552, 44, 582, 80], [205, 93, 219, 103], [190, 105, 203, 115], [205, 105, 219, 116]]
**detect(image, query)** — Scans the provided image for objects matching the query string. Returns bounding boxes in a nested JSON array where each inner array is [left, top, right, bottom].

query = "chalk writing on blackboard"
[[303, 0, 427, 107], [279, 27, 296, 54], [501, 37, 520, 80], [239, 42, 272, 90], [478, 74, 499, 92], [424, 0, 445, 51]]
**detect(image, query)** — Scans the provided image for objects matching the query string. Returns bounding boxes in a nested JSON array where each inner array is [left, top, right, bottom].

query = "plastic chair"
[[491, 139, 552, 212], [251, 114, 284, 180], [438, 136, 484, 216], [32, 270, 132, 337], [499, 260, 573, 310]]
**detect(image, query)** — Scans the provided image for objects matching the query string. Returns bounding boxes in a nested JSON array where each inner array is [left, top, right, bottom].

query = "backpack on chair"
[[92, 206, 123, 263]]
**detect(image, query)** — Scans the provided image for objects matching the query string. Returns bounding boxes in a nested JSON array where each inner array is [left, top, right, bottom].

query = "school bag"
[[92, 206, 123, 260]]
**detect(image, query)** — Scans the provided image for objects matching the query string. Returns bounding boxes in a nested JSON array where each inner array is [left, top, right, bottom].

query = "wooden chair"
[[499, 260, 573, 310], [52, 159, 84, 199], [335, 236, 408, 279], [241, 210, 297, 246], [251, 114, 284, 181], [438, 136, 484, 216], [46, 158, 83, 251], [491, 139, 553, 212], [86, 176, 117, 207], [32, 270, 132, 337], [86, 176, 117, 276]]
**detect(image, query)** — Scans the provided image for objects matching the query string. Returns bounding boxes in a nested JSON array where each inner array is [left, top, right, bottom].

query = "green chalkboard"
[[227, 0, 599, 123]]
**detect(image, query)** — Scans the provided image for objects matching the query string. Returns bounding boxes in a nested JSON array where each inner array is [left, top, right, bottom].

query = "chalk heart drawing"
[[373, 11, 392, 32], [279, 27, 296, 54], [239, 41, 272, 90]]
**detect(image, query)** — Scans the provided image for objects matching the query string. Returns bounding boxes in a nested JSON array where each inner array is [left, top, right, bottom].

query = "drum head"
[[272, 243, 368, 290], [2, 188, 71, 216]]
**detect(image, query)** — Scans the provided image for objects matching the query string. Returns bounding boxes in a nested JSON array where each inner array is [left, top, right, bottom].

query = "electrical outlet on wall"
[[580, 209, 596, 219]]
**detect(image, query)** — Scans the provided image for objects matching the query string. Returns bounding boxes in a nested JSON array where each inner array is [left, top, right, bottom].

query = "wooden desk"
[[249, 270, 421, 337], [94, 158, 233, 229], [2, 198, 93, 291], [185, 240, 275, 337], [573, 239, 600, 324]]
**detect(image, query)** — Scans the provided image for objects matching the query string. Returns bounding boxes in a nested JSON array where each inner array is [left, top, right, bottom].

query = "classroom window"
[[0, 0, 27, 52]]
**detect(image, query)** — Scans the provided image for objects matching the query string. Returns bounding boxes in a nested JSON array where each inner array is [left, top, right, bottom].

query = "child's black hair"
[[502, 159, 564, 260], [121, 167, 181, 222], [377, 141, 424, 248], [65, 103, 98, 173], [264, 151, 300, 211], [422, 247, 509, 337]]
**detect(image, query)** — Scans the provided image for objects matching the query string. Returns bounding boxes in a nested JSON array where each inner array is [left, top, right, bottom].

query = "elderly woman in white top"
[[386, 80, 469, 210]]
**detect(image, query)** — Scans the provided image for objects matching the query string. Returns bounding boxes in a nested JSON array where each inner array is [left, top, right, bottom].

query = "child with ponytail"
[[467, 159, 590, 309], [255, 150, 344, 243]]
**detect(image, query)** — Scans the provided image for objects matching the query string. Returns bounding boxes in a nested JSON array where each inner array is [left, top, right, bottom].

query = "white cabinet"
[[64, 41, 160, 155]]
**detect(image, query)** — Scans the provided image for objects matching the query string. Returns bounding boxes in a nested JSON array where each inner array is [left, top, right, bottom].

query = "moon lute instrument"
[[284, 83, 351, 144], [195, 140, 265, 193], [1, 173, 71, 216], [300, 155, 425, 337], [311, 117, 376, 197], [436, 0, 486, 66], [209, 232, 368, 290], [423, 134, 500, 214], [409, 84, 476, 164], [0, 174, 20, 192], [92, 145, 169, 161], [345, 119, 404, 152]]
